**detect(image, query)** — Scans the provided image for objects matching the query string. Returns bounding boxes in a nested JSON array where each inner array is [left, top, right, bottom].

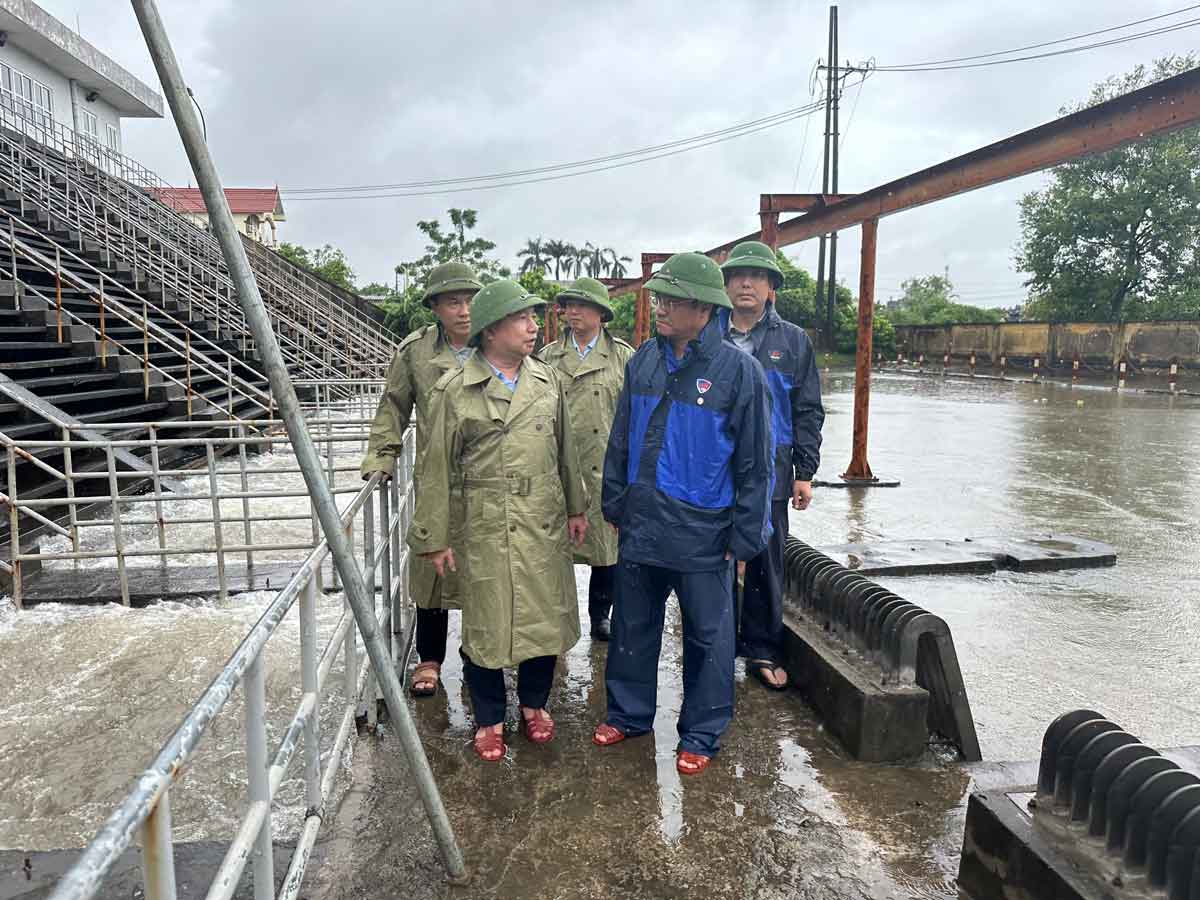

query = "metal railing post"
[[138, 790, 177, 900], [149, 425, 166, 553], [243, 653, 275, 900], [299, 576, 321, 812], [206, 442, 227, 601], [62, 426, 80, 561], [362, 488, 377, 730], [130, 0, 466, 881], [54, 245, 63, 342], [106, 444, 130, 606], [238, 425, 253, 569], [7, 444, 21, 609]]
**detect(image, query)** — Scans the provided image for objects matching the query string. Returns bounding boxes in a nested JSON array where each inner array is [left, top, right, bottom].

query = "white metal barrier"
[[47, 424, 415, 900]]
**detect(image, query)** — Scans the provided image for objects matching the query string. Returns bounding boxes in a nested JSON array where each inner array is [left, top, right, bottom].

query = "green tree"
[[517, 269, 563, 306], [276, 242, 357, 292], [1017, 55, 1200, 322], [609, 292, 637, 343], [607, 248, 633, 278], [517, 237, 549, 275], [542, 239, 572, 281], [886, 275, 1004, 325], [400, 207, 510, 290]]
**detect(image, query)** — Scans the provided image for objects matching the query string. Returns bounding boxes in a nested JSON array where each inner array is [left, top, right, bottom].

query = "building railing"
[[43, 423, 415, 900], [0, 97, 395, 381]]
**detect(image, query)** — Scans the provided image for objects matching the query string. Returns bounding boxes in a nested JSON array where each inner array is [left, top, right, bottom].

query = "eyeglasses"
[[651, 293, 699, 312]]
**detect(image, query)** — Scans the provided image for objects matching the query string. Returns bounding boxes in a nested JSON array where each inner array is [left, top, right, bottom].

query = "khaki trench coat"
[[537, 329, 633, 567], [407, 353, 588, 669], [361, 323, 468, 610]]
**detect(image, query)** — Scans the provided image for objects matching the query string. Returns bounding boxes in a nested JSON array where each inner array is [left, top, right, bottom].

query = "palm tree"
[[606, 248, 633, 279], [564, 243, 584, 278], [517, 237, 549, 275], [543, 239, 571, 281], [579, 242, 605, 277]]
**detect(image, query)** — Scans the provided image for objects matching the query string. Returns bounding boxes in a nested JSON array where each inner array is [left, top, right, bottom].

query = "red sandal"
[[592, 723, 628, 747], [676, 751, 711, 776], [519, 707, 555, 744], [473, 726, 506, 762]]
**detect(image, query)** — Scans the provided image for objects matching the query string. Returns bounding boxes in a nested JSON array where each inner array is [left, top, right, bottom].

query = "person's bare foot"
[[748, 659, 788, 690]]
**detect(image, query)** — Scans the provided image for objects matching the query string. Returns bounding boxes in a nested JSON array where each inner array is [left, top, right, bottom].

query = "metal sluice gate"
[[1036, 711, 1200, 899], [782, 537, 982, 761]]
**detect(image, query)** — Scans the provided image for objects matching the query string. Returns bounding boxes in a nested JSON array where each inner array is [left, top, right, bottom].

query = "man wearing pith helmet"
[[408, 279, 589, 763], [361, 261, 482, 699], [720, 241, 824, 693], [537, 277, 634, 642], [593, 252, 773, 776]]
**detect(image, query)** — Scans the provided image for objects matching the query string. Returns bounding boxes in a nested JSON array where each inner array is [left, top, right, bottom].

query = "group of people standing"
[[361, 241, 824, 775]]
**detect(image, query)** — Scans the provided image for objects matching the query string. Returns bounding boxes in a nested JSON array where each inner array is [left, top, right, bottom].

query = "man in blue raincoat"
[[592, 251, 774, 776]]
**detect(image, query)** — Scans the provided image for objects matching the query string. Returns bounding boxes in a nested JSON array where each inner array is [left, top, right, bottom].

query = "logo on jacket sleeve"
[[695, 378, 712, 394]]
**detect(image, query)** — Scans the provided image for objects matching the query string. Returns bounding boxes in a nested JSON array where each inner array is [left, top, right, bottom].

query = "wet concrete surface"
[[814, 534, 1116, 576], [304, 585, 972, 900]]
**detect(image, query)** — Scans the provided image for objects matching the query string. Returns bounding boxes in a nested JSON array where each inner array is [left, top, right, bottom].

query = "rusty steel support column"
[[842, 218, 877, 484], [635, 256, 652, 347], [545, 305, 559, 345], [759, 208, 780, 251]]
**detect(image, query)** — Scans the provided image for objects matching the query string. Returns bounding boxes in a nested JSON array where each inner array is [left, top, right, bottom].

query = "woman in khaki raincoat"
[[537, 277, 634, 641], [409, 279, 588, 762], [361, 262, 481, 697]]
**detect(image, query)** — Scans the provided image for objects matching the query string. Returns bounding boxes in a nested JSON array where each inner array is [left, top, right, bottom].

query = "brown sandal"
[[676, 751, 711, 776], [410, 661, 441, 697], [519, 707, 555, 744], [473, 726, 506, 762], [592, 723, 628, 747]]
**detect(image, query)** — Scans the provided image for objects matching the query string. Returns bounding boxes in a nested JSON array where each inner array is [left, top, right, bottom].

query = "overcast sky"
[[40, 0, 1200, 309]]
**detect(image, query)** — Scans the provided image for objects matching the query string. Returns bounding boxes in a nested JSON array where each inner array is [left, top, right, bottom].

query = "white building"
[[0, 0, 161, 161]]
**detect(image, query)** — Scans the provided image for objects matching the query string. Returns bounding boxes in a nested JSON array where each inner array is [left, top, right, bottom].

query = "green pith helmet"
[[557, 276, 614, 322], [644, 252, 732, 309], [720, 240, 783, 289], [468, 278, 544, 345], [420, 261, 483, 308]]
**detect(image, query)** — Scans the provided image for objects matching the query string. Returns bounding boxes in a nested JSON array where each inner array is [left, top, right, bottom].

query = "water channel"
[[1, 372, 1198, 898]]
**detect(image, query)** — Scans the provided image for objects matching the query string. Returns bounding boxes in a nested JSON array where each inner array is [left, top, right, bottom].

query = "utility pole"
[[825, 5, 840, 352], [814, 5, 835, 351]]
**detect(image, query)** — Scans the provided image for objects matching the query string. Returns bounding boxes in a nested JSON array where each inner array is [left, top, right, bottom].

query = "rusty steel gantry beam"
[[611, 66, 1200, 480]]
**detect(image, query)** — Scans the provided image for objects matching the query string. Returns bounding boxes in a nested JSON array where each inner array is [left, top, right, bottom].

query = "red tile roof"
[[150, 187, 285, 218]]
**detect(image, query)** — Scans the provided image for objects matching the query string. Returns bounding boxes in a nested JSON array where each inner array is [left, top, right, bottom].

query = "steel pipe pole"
[[129, 0, 466, 882]]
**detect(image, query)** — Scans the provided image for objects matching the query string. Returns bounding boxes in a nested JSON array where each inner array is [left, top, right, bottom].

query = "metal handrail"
[[0, 106, 394, 382], [46, 427, 415, 900], [0, 209, 274, 417]]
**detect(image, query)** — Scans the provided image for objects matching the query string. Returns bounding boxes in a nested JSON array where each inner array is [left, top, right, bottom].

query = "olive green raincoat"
[[537, 328, 633, 567], [408, 353, 588, 669], [361, 323, 471, 610]]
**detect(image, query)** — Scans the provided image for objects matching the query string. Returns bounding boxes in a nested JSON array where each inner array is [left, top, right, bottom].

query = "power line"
[[872, 17, 1200, 72], [282, 99, 828, 197], [280, 93, 848, 201], [878, 4, 1200, 69]]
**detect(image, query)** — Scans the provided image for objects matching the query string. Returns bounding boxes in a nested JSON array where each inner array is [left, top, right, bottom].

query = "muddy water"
[[1, 375, 1198, 898], [801, 373, 1200, 759]]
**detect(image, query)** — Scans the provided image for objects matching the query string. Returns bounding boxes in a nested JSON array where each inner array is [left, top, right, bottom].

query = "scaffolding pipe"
[[128, 0, 465, 886]]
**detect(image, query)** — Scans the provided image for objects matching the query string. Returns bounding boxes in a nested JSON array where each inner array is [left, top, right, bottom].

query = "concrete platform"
[[782, 613, 930, 762], [17, 562, 340, 606], [814, 534, 1116, 577]]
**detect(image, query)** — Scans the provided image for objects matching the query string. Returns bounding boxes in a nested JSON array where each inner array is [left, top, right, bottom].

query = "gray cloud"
[[42, 0, 1200, 307]]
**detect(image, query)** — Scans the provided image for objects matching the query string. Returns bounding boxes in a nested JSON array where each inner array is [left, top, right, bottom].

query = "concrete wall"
[[895, 320, 1200, 368], [0, 42, 121, 144]]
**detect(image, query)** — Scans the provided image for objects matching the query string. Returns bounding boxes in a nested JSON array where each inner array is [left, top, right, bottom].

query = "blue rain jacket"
[[719, 303, 824, 498], [601, 316, 774, 570]]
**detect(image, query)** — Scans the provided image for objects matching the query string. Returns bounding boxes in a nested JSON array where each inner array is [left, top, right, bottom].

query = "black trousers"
[[738, 499, 789, 664], [461, 652, 557, 727], [588, 564, 616, 621], [415, 607, 449, 664]]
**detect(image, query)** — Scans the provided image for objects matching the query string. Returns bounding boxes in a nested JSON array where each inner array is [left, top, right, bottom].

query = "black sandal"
[[748, 659, 789, 691]]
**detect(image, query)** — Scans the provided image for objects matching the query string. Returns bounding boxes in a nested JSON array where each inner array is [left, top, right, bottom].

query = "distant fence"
[[894, 320, 1200, 369]]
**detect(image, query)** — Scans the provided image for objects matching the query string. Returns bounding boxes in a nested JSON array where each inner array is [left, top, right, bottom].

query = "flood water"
[[1, 373, 1199, 897]]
